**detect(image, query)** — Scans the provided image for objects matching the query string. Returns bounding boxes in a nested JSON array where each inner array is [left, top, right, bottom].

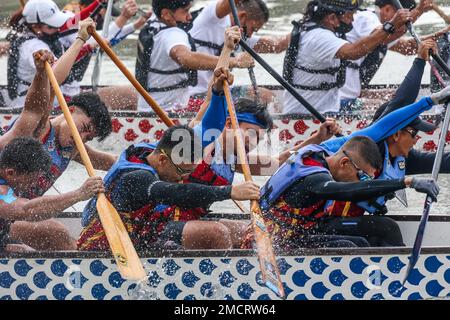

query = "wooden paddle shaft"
[[88, 27, 175, 127], [44, 62, 96, 178], [19, 0, 26, 8]]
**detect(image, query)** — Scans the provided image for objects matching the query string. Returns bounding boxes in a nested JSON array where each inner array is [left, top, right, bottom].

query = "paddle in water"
[[41, 55, 146, 281], [223, 81, 285, 298]]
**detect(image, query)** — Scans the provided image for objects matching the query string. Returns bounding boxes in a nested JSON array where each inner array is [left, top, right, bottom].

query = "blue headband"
[[232, 112, 266, 129]]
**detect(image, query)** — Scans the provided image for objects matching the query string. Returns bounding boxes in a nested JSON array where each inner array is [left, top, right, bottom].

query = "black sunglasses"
[[343, 150, 374, 181], [161, 149, 194, 176], [402, 127, 419, 139]]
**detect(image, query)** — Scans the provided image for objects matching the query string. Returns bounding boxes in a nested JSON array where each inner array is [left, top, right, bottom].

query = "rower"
[[188, 0, 291, 108], [317, 69, 450, 247], [282, 0, 411, 114], [0, 137, 104, 252], [135, 0, 254, 111], [340, 0, 445, 111], [78, 124, 261, 251], [245, 136, 439, 250], [431, 31, 450, 93]]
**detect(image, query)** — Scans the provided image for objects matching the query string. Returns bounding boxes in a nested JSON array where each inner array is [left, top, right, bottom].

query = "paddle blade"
[[96, 193, 146, 280], [403, 196, 433, 284]]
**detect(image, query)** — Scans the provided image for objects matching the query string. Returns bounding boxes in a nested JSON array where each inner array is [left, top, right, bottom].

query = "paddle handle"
[[44, 62, 96, 178], [88, 27, 175, 127]]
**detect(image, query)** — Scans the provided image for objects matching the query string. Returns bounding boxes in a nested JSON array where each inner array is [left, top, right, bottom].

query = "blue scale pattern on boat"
[[72, 295, 84, 300], [292, 270, 311, 287], [255, 271, 264, 286], [35, 260, 45, 265], [36, 296, 48, 300], [257, 294, 271, 300], [224, 294, 234, 300], [237, 283, 255, 300], [331, 257, 342, 263], [184, 259, 194, 264], [351, 281, 369, 299], [370, 294, 385, 300], [331, 293, 345, 300], [109, 272, 126, 288], [370, 257, 382, 263], [0, 260, 7, 265], [147, 271, 164, 287], [294, 294, 308, 300], [182, 271, 200, 288], [445, 269, 450, 284], [14, 260, 33, 277], [310, 258, 329, 275], [407, 268, 425, 286], [236, 259, 254, 276], [200, 282, 214, 298], [0, 272, 16, 288], [0, 295, 12, 300], [408, 293, 423, 300], [349, 258, 368, 274], [311, 282, 330, 299], [52, 283, 71, 300], [424, 256, 443, 273], [33, 272, 52, 289], [16, 283, 34, 300], [387, 257, 406, 274], [367, 269, 388, 286], [277, 258, 292, 275], [426, 280, 444, 297], [91, 284, 110, 300], [71, 260, 82, 265], [162, 259, 181, 276], [199, 259, 218, 275], [146, 259, 159, 264], [90, 260, 108, 276], [388, 281, 406, 298], [219, 271, 236, 288], [329, 269, 348, 287], [294, 258, 304, 263], [111, 295, 123, 300], [184, 295, 196, 300], [50, 260, 68, 277], [220, 259, 231, 264], [164, 283, 182, 300], [283, 284, 293, 297]]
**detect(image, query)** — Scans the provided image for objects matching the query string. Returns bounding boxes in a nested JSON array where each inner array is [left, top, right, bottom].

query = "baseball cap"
[[23, 0, 71, 28], [374, 0, 417, 10], [373, 101, 437, 132]]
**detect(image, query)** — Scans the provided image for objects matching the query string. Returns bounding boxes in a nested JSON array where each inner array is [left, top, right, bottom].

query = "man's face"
[[379, 4, 397, 23], [242, 18, 265, 38], [392, 127, 420, 158], [339, 10, 356, 25], [58, 109, 97, 148], [4, 170, 41, 193], [171, 4, 193, 23], [157, 150, 197, 183], [333, 152, 377, 183], [226, 122, 266, 157]]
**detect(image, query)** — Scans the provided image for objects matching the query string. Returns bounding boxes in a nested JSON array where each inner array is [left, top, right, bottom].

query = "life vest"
[[431, 32, 450, 92], [259, 145, 335, 240], [6, 30, 86, 101], [282, 21, 348, 91], [79, 143, 182, 251], [135, 20, 198, 93], [0, 178, 13, 251], [359, 44, 387, 87]]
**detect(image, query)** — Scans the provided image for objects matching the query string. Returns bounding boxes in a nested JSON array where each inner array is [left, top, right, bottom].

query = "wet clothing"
[[430, 32, 450, 92], [78, 143, 232, 251], [257, 145, 407, 249]]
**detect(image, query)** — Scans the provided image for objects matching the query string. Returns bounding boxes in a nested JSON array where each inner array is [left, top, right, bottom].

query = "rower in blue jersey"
[[318, 41, 450, 246]]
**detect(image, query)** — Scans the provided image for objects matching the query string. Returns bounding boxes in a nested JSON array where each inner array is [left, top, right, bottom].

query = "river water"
[[0, 0, 450, 235]]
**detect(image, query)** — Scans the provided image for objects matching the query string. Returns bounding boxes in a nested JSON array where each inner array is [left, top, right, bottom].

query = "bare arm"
[[0, 41, 9, 56], [0, 177, 104, 221], [433, 4, 450, 24], [73, 144, 118, 171], [0, 51, 53, 150], [253, 34, 291, 54]]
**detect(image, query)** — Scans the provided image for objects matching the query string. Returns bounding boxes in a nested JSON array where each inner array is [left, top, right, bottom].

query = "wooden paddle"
[[19, 0, 26, 8], [42, 58, 146, 281], [223, 81, 285, 299], [88, 27, 175, 127]]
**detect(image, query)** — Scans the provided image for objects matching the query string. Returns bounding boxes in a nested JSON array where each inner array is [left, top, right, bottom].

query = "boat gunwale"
[[2, 246, 450, 260]]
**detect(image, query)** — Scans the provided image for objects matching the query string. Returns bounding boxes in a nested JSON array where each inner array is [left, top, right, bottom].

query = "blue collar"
[[234, 112, 265, 128]]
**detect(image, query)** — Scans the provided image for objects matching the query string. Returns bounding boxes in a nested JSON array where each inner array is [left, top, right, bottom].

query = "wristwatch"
[[382, 21, 396, 34]]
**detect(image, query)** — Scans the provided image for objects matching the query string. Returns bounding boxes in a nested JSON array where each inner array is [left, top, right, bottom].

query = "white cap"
[[23, 0, 71, 28]]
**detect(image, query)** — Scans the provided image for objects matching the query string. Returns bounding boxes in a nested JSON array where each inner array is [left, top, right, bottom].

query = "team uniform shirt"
[[188, 0, 260, 96], [282, 27, 348, 114], [0, 181, 18, 251], [339, 10, 381, 100], [137, 18, 193, 111]]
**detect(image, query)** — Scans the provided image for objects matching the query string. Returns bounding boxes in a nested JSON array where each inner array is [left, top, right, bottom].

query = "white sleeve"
[[247, 35, 261, 49], [108, 21, 122, 39], [164, 29, 191, 56], [22, 40, 52, 72], [311, 30, 348, 62], [356, 12, 382, 37], [196, 1, 222, 26]]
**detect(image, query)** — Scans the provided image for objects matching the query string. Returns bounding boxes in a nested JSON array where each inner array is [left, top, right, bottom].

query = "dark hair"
[[235, 98, 274, 131], [155, 125, 202, 163], [0, 137, 51, 174], [302, 0, 335, 24], [375, 0, 416, 9], [237, 0, 270, 23], [68, 92, 112, 142], [9, 9, 26, 32], [152, 0, 193, 18], [341, 136, 383, 170]]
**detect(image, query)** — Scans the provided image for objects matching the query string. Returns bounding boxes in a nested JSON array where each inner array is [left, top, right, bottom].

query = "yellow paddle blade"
[[96, 194, 147, 280]]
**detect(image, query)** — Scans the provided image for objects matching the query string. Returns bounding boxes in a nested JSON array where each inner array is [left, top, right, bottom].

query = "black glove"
[[410, 177, 440, 202], [430, 85, 450, 105]]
